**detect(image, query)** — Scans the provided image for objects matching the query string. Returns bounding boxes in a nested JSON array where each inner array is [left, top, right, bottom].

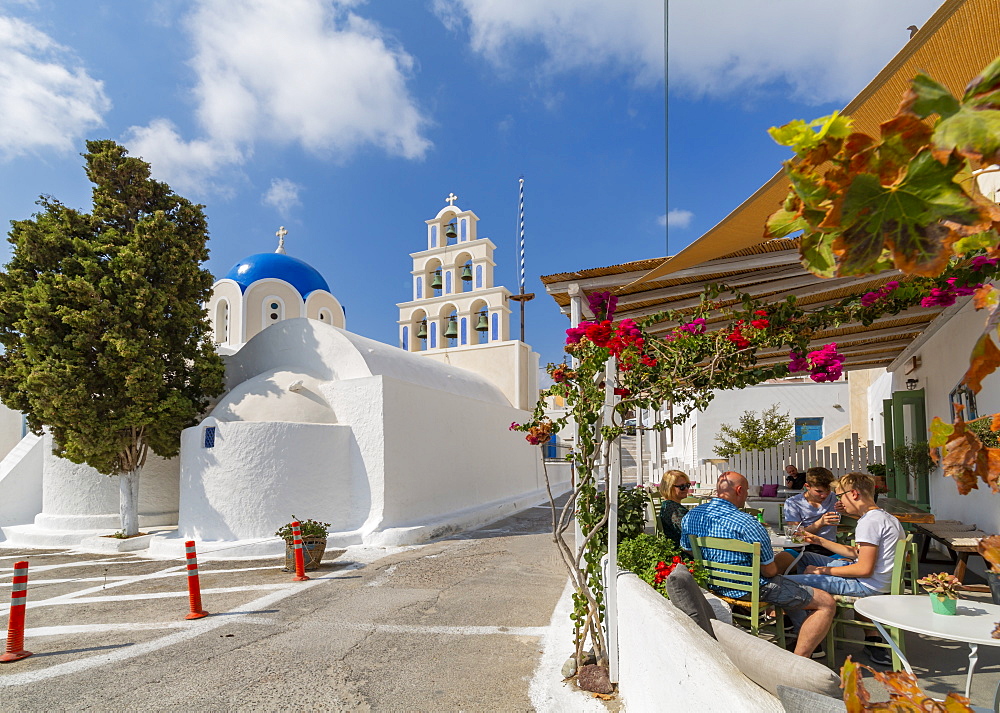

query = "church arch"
[[214, 299, 230, 344], [470, 298, 490, 344]]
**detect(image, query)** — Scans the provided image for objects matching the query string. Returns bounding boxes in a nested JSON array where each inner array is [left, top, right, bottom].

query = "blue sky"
[[0, 0, 942, 370]]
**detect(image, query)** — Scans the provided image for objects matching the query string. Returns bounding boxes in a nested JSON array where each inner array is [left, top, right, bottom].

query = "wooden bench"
[[913, 520, 990, 592]]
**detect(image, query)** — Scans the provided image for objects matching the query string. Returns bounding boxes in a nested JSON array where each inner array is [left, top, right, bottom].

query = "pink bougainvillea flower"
[[587, 291, 619, 321], [509, 422, 519, 431], [971, 256, 999, 271]]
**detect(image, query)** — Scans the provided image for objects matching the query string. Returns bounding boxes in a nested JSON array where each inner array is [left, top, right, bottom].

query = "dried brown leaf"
[[978, 535, 1000, 573], [962, 333, 1000, 393]]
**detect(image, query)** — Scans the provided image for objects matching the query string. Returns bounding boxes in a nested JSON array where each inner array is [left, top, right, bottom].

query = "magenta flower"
[[971, 256, 999, 271], [588, 291, 618, 321]]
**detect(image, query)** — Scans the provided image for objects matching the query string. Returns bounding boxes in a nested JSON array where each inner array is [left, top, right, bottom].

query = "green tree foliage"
[[0, 140, 226, 535], [713, 404, 794, 457]]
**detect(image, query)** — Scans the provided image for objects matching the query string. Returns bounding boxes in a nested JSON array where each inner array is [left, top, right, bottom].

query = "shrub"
[[617, 533, 708, 589]]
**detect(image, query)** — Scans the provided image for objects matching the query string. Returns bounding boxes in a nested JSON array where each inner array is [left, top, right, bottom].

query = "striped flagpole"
[[0, 561, 32, 662], [509, 176, 534, 343], [518, 177, 525, 294], [291, 521, 310, 581], [184, 541, 209, 619]]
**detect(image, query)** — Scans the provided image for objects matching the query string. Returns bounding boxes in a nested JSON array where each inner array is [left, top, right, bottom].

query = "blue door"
[[794, 417, 823, 443]]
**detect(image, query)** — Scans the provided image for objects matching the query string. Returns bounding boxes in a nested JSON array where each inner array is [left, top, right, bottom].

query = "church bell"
[[475, 311, 489, 332], [443, 316, 459, 340], [430, 269, 443, 290], [445, 222, 458, 240], [416, 320, 428, 340], [461, 264, 473, 281]]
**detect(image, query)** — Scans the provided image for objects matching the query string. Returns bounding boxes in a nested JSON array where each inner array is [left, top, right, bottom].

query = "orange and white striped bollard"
[[0, 561, 32, 662], [184, 541, 209, 619], [291, 521, 310, 581]]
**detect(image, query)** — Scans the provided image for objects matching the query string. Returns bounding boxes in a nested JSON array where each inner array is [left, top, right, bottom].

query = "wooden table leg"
[[954, 552, 969, 583]]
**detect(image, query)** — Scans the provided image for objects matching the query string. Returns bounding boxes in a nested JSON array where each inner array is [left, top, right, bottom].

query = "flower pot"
[[930, 593, 957, 615], [283, 536, 327, 571], [987, 571, 1000, 606]]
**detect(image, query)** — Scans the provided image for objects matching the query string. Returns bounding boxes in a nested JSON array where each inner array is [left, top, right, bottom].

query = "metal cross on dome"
[[445, 192, 458, 206], [275, 225, 287, 254]]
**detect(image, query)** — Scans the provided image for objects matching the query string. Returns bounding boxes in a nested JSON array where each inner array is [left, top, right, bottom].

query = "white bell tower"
[[396, 193, 538, 410]]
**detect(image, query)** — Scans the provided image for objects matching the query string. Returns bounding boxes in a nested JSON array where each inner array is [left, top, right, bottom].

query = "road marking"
[[23, 617, 278, 638], [26, 584, 289, 607], [0, 564, 361, 687], [333, 622, 547, 637]]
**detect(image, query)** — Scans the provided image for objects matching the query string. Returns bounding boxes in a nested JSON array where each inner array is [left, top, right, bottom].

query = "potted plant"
[[916, 571, 962, 615], [275, 517, 331, 571]]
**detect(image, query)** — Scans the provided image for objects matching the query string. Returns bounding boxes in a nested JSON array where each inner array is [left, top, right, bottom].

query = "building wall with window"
[[893, 298, 1000, 537], [662, 381, 850, 467]]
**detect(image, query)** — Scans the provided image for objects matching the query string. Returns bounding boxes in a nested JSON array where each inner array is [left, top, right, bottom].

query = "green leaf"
[[839, 150, 982, 275], [934, 108, 1000, 164], [903, 74, 960, 119], [962, 55, 1000, 107], [768, 113, 852, 155], [765, 206, 808, 239]]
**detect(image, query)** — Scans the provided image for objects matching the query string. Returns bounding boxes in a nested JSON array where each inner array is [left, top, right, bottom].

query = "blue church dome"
[[223, 253, 330, 299]]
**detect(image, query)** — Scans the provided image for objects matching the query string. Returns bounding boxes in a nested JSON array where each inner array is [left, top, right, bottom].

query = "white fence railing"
[[661, 433, 883, 488]]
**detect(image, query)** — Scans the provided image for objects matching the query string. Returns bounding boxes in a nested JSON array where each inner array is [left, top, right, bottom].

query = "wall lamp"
[[905, 378, 919, 391]]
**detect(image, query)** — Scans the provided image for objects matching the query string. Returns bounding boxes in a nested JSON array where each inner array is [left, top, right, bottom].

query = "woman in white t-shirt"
[[783, 472, 904, 664]]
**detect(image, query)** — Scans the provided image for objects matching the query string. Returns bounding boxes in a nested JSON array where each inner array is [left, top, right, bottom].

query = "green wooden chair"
[[647, 491, 664, 538], [689, 535, 786, 648], [823, 534, 916, 671]]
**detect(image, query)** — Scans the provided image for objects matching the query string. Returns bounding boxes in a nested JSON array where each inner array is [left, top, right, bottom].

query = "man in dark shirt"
[[784, 464, 806, 490]]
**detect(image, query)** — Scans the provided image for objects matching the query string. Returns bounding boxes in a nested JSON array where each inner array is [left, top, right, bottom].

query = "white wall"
[[616, 572, 781, 712], [664, 381, 850, 467], [0, 403, 23, 461], [0, 434, 43, 531], [374, 375, 550, 538], [34, 434, 179, 530], [902, 299, 1000, 534], [177, 419, 361, 541]]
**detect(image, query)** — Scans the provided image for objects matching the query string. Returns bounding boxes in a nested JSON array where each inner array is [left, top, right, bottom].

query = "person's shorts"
[[750, 575, 814, 609]]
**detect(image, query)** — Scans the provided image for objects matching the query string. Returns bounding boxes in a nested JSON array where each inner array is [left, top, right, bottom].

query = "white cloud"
[[124, 0, 431, 194], [123, 118, 243, 196], [433, 0, 664, 85], [668, 0, 941, 105], [0, 15, 109, 159], [664, 209, 692, 228], [262, 178, 303, 216]]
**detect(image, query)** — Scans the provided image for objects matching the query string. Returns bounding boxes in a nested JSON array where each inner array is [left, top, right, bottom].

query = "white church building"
[[0, 197, 565, 554]]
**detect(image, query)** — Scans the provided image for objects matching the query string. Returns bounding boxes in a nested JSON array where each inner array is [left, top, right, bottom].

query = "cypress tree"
[[0, 140, 225, 535]]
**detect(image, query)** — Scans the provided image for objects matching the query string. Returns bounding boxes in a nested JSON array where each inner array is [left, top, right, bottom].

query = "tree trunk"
[[119, 468, 141, 536]]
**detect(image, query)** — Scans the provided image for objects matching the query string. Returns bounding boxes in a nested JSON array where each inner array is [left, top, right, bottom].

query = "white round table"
[[769, 534, 807, 574], [853, 594, 1000, 699]]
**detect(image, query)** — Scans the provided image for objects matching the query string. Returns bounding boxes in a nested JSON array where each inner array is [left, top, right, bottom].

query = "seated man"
[[783, 466, 840, 552], [681, 471, 835, 659], [786, 472, 904, 666], [784, 464, 806, 490]]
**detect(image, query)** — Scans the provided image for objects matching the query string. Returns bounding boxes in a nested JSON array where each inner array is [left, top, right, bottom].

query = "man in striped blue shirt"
[[681, 471, 837, 659]]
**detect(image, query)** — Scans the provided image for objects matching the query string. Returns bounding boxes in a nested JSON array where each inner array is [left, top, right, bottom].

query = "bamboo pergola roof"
[[540, 242, 953, 370]]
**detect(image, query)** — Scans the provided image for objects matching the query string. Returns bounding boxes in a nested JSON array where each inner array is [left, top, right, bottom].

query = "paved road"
[[0, 503, 594, 712]]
